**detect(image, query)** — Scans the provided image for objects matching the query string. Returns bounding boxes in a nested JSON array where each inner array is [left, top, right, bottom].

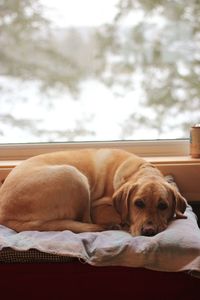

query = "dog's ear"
[[170, 186, 187, 219], [112, 182, 137, 223]]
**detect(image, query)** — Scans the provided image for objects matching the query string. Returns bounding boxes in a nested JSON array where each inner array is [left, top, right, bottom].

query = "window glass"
[[0, 0, 199, 143]]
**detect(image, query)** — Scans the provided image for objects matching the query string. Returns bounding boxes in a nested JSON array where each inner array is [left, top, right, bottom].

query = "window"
[[0, 0, 199, 144]]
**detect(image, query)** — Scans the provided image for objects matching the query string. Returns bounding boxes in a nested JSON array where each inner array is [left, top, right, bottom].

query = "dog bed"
[[0, 204, 200, 278]]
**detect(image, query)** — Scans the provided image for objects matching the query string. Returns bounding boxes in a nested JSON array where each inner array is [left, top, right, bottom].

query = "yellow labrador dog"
[[0, 148, 187, 236]]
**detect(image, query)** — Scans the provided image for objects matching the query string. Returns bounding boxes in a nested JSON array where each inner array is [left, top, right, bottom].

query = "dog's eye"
[[135, 199, 145, 209], [157, 202, 168, 210]]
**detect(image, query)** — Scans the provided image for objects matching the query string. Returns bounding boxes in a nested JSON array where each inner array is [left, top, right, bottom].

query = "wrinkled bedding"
[[0, 205, 200, 278]]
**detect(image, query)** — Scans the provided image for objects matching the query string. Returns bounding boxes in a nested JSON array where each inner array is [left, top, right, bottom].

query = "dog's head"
[[113, 178, 187, 236]]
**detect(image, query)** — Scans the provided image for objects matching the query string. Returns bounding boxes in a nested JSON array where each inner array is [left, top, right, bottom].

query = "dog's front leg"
[[91, 197, 121, 227]]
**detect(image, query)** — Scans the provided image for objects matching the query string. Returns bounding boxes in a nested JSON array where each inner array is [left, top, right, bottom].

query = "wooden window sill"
[[0, 156, 200, 202]]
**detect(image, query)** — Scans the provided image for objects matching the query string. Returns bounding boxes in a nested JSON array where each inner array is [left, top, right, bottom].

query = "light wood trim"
[[0, 156, 199, 168], [0, 168, 12, 182], [156, 163, 200, 202], [0, 139, 190, 160]]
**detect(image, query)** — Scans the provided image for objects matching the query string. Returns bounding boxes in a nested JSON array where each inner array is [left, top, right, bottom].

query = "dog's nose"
[[141, 226, 156, 236]]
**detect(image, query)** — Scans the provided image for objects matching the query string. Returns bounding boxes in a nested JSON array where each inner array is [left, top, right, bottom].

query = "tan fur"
[[0, 149, 187, 235]]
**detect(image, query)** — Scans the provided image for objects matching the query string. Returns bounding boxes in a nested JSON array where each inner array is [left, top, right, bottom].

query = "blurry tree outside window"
[[0, 0, 199, 143]]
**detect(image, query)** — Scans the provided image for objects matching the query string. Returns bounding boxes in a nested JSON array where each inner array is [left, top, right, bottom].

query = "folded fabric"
[[0, 205, 199, 278]]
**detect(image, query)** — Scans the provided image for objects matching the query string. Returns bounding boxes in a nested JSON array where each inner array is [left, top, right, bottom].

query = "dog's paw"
[[107, 224, 122, 231]]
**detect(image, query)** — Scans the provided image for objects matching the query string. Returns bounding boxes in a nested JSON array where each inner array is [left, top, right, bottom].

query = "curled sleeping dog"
[[0, 148, 187, 236]]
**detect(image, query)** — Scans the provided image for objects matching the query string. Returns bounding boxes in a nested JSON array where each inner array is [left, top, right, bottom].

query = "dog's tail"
[[2, 219, 110, 233]]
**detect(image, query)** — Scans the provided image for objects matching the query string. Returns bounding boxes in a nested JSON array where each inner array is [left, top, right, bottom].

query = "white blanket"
[[0, 205, 200, 278]]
